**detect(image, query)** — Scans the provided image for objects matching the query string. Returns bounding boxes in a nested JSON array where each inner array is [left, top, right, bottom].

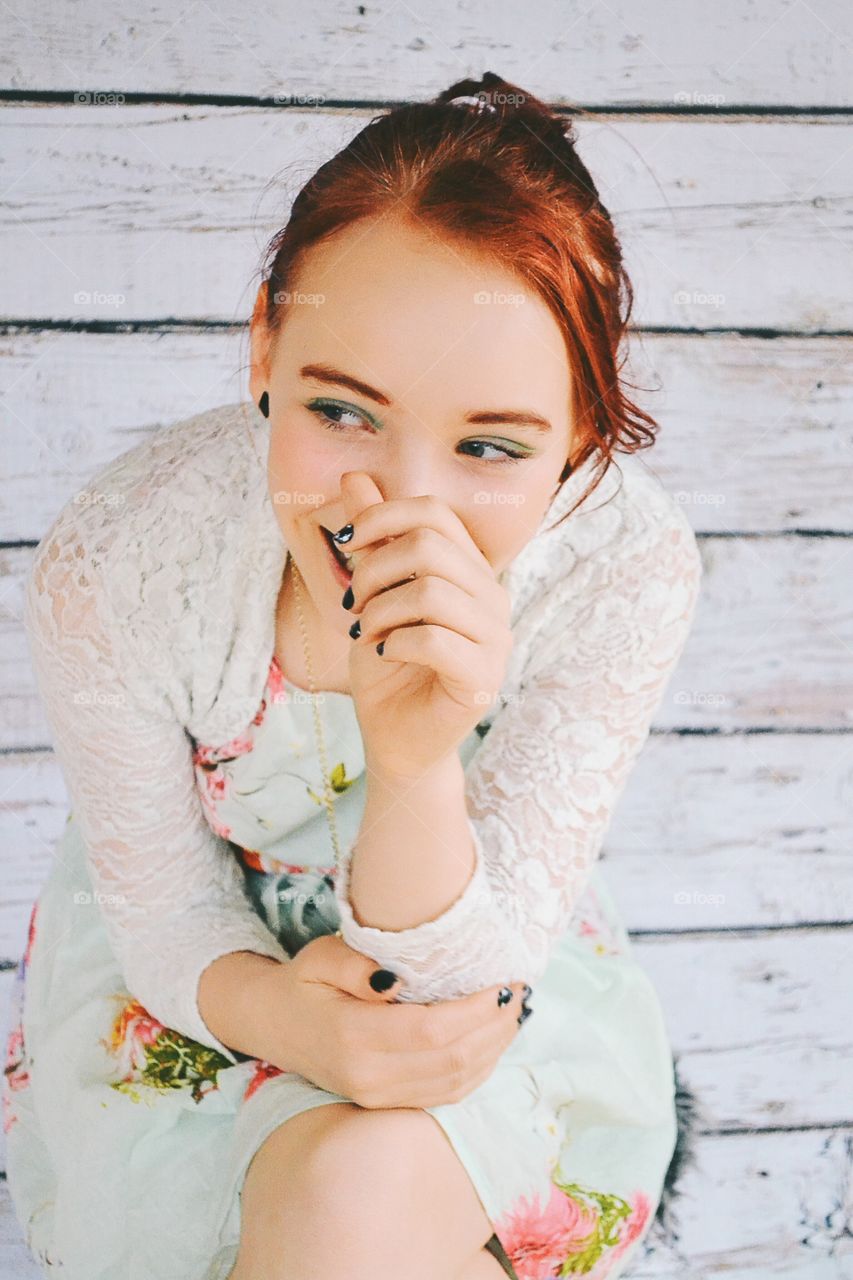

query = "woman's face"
[[250, 213, 574, 637]]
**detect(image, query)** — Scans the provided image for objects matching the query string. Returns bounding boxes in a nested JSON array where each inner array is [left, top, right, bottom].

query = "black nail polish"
[[333, 523, 354, 543], [342, 585, 354, 610], [517, 1005, 534, 1026], [522, 983, 532, 1000], [349, 619, 361, 639], [376, 641, 385, 656], [497, 986, 513, 1007], [369, 968, 399, 992], [258, 390, 269, 419]]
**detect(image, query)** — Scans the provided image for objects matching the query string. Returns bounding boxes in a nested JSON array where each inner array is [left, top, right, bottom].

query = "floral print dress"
[[4, 651, 679, 1280]]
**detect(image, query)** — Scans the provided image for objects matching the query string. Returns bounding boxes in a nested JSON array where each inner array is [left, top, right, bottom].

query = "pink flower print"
[[3, 1023, 31, 1134], [594, 1191, 651, 1274], [244, 1059, 285, 1103], [106, 998, 167, 1084], [102, 996, 232, 1104], [267, 654, 291, 708], [496, 1183, 598, 1278], [193, 759, 234, 838], [496, 1177, 652, 1278], [192, 730, 255, 769]]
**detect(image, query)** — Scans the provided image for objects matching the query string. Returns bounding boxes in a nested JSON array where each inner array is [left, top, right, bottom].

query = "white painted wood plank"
[[638, 929, 853, 1130], [1, 108, 850, 329], [634, 1128, 853, 1277], [1, 0, 851, 108], [3, 331, 851, 541]]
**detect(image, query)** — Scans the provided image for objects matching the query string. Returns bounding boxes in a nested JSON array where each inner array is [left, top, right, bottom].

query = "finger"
[[375, 622, 496, 695], [361, 1010, 523, 1109], [298, 932, 404, 1003], [354, 978, 528, 1055], [348, 528, 505, 621], [340, 470, 384, 529], [358, 576, 493, 648], [333, 491, 492, 576]]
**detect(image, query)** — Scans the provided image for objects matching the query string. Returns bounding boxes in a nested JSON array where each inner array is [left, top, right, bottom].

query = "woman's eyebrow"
[[299, 363, 553, 433]]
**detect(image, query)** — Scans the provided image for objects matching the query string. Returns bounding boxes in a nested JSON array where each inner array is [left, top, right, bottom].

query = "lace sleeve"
[[24, 529, 291, 1064], [334, 508, 703, 1002]]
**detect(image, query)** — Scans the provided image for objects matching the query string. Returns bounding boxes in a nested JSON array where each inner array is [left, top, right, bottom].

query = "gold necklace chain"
[[290, 557, 343, 874]]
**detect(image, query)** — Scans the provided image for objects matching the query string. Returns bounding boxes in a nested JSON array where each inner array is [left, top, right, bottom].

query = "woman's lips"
[[320, 525, 353, 586]]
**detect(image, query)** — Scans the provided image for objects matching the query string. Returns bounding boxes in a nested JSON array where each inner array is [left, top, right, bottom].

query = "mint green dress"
[[4, 650, 681, 1280]]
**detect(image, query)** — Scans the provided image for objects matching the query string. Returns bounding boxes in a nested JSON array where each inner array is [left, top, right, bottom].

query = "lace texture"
[[23, 402, 702, 1058], [23, 544, 291, 1065], [334, 511, 703, 1000]]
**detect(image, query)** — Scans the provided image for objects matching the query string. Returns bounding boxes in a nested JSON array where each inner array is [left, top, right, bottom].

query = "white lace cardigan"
[[24, 399, 703, 1063]]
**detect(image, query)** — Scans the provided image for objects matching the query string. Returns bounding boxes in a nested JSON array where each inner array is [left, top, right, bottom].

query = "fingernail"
[[369, 968, 399, 992], [497, 986, 513, 1007], [333, 523, 354, 543], [349, 619, 361, 639], [342, 585, 354, 610], [376, 641, 385, 655], [522, 983, 533, 1000], [517, 1005, 534, 1027]]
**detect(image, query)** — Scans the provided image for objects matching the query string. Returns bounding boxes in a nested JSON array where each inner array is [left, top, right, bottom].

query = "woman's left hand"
[[338, 471, 514, 779]]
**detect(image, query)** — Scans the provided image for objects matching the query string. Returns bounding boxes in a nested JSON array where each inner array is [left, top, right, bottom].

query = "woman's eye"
[[458, 440, 529, 463], [307, 401, 371, 431]]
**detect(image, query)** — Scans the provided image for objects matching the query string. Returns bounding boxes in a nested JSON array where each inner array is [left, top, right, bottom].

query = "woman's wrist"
[[365, 749, 464, 788], [197, 949, 286, 1061]]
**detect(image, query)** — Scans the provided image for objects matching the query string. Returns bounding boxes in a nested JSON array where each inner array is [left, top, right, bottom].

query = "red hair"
[[250, 71, 659, 527]]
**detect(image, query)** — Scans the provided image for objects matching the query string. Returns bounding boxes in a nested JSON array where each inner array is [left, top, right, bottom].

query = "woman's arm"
[[346, 755, 475, 931], [333, 507, 703, 1002], [24, 525, 291, 1064]]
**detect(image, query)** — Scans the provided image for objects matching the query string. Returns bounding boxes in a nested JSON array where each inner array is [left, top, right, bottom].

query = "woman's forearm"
[[346, 753, 477, 931], [197, 950, 284, 1059]]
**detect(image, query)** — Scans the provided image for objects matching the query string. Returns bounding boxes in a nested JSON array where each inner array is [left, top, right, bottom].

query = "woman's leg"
[[461, 1246, 510, 1277], [228, 1101, 505, 1280]]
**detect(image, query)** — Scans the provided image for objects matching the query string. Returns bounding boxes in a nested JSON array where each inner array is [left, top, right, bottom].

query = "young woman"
[[4, 73, 702, 1280]]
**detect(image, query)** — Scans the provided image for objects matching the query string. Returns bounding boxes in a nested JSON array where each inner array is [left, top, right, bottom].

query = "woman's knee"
[[285, 1105, 429, 1211]]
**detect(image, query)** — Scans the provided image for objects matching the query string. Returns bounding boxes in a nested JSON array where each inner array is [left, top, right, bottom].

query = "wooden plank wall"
[[2, 4, 851, 1275]]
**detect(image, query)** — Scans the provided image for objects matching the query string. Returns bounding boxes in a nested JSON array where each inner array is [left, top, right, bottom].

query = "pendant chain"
[[290, 557, 345, 887]]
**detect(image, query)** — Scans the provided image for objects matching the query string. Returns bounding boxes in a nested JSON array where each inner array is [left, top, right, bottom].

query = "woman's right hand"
[[251, 932, 532, 1109]]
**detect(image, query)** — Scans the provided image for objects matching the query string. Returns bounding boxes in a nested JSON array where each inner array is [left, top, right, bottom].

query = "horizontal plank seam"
[[1, 90, 852, 118]]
